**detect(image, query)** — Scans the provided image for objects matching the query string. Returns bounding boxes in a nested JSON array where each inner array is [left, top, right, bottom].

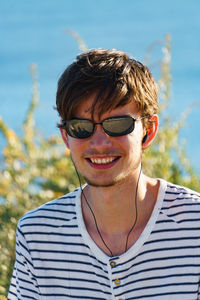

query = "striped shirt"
[[8, 179, 200, 299]]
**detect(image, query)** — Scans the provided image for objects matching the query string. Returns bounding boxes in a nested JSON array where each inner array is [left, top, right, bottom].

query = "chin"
[[83, 175, 126, 188]]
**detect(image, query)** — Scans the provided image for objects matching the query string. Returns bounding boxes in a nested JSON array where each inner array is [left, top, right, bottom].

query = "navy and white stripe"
[[8, 180, 200, 299]]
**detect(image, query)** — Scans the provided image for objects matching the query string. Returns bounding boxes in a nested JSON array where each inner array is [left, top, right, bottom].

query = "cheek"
[[67, 137, 88, 155], [117, 134, 142, 151]]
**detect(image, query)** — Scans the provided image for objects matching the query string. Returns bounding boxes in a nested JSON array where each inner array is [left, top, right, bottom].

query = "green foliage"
[[0, 34, 199, 297]]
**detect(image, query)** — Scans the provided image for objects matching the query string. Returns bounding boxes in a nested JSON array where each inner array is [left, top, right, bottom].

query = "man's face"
[[62, 95, 146, 187]]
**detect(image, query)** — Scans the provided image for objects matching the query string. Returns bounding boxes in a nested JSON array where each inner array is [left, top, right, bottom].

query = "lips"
[[86, 156, 120, 169]]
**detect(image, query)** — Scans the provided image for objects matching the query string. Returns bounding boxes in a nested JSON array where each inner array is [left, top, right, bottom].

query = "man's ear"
[[60, 127, 70, 149], [142, 114, 159, 148]]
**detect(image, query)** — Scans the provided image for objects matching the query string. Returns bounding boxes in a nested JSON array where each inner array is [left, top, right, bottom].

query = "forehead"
[[74, 94, 140, 119]]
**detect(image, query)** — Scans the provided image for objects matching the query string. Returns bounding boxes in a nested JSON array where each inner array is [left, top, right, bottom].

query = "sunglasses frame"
[[62, 115, 148, 139]]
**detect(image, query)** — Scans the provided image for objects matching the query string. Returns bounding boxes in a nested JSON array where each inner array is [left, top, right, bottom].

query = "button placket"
[[109, 258, 124, 299]]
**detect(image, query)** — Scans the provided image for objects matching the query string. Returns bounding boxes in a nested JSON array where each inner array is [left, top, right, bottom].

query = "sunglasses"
[[62, 116, 148, 139], [62, 115, 148, 139]]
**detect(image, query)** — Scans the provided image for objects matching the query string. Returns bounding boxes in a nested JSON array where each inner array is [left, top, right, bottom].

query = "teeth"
[[90, 157, 116, 164]]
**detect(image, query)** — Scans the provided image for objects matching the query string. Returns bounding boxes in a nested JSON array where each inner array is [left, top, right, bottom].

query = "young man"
[[8, 49, 200, 299]]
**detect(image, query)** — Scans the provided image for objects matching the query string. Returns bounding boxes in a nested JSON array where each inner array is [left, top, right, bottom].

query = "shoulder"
[[164, 181, 200, 202], [18, 187, 81, 231], [160, 179, 200, 222]]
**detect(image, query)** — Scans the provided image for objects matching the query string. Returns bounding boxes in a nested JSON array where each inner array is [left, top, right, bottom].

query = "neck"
[[81, 172, 159, 256], [89, 185, 136, 226]]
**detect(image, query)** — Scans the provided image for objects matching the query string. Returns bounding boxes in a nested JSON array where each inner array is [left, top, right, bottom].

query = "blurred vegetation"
[[0, 34, 199, 297], [143, 34, 200, 190]]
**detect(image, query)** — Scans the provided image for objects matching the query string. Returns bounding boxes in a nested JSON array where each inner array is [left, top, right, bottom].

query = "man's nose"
[[89, 124, 112, 148]]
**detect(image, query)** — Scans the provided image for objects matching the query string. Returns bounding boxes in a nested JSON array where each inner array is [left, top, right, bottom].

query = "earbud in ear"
[[142, 132, 148, 144]]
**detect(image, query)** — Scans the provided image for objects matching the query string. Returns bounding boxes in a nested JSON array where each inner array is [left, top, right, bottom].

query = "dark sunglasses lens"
[[66, 120, 93, 138], [103, 117, 134, 136]]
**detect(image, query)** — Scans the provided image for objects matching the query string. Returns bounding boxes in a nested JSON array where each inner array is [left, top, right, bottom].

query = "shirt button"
[[110, 261, 116, 268], [114, 278, 121, 286]]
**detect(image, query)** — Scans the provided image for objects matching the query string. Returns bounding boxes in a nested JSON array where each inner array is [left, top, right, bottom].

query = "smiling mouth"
[[88, 157, 119, 164]]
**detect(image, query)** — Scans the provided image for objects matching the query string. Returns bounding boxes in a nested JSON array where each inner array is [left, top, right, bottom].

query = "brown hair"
[[56, 49, 158, 128]]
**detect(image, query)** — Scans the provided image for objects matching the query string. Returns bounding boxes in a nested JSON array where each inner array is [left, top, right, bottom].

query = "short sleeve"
[[7, 221, 40, 299]]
